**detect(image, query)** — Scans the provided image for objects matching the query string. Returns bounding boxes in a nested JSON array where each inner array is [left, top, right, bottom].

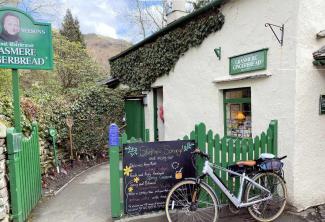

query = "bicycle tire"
[[165, 179, 219, 222], [244, 172, 287, 222]]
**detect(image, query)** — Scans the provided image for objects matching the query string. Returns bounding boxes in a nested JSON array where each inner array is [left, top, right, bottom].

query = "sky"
[[17, 0, 167, 43]]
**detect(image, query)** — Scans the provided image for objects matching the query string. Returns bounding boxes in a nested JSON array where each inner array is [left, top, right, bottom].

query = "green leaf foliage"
[[0, 30, 125, 166], [68, 87, 125, 152], [0, 69, 12, 97], [110, 9, 225, 89], [53, 32, 102, 89]]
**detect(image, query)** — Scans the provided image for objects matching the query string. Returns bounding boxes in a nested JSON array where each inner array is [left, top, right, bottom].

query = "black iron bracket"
[[265, 23, 284, 46]]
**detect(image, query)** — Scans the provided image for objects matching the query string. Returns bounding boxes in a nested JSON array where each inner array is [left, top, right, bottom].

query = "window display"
[[224, 88, 251, 138]]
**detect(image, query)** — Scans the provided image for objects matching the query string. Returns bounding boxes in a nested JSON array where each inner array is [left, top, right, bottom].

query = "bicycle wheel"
[[245, 172, 287, 222], [165, 179, 218, 222]]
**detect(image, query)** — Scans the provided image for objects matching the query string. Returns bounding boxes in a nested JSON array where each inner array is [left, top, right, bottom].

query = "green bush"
[[68, 87, 125, 153]]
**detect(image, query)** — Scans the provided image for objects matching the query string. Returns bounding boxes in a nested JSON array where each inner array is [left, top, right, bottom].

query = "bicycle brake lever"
[[191, 148, 201, 154]]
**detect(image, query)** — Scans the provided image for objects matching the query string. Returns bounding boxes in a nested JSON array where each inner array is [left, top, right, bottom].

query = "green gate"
[[7, 122, 42, 222]]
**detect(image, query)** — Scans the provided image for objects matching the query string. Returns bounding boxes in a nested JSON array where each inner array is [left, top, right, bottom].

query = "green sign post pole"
[[12, 69, 21, 132], [49, 128, 59, 173]]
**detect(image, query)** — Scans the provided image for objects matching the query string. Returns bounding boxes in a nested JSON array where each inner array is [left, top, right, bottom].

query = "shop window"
[[224, 88, 251, 138]]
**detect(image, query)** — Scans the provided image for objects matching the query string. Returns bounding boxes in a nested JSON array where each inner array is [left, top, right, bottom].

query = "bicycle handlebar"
[[191, 148, 210, 160], [278, 155, 287, 160]]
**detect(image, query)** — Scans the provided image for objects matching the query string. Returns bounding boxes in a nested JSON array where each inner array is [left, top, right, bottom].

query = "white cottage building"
[[109, 0, 325, 211]]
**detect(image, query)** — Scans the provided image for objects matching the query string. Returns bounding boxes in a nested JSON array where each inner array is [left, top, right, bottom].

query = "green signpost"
[[0, 7, 53, 132], [49, 128, 60, 173], [229, 48, 268, 75]]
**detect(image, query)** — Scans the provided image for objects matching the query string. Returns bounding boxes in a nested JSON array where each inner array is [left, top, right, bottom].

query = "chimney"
[[166, 0, 189, 24]]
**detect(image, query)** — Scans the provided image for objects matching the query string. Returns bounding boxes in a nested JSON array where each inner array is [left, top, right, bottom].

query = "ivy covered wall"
[[110, 9, 225, 89]]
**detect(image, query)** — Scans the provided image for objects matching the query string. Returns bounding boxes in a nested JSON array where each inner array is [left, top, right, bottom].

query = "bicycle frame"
[[201, 160, 272, 208]]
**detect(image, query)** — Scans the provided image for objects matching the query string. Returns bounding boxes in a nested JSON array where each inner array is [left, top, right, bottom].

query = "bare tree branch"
[[136, 0, 146, 39]]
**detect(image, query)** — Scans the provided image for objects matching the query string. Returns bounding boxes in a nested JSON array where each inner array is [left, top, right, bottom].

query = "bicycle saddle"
[[236, 160, 256, 167]]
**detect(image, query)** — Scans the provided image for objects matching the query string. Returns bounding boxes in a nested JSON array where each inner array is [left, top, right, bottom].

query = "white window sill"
[[213, 73, 271, 84]]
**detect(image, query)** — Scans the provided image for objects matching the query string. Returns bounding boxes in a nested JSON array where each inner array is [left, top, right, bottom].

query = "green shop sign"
[[0, 7, 53, 70], [229, 49, 268, 75]]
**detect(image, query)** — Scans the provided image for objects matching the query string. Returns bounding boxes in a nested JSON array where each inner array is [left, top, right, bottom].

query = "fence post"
[[145, 129, 150, 142], [196, 123, 206, 175], [109, 124, 122, 218], [7, 128, 23, 222]]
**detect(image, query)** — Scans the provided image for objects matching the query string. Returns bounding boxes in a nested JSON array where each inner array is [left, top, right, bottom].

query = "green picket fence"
[[7, 122, 42, 222], [182, 120, 278, 203], [109, 120, 278, 218]]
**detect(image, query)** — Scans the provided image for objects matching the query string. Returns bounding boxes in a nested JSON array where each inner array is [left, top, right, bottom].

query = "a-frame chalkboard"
[[123, 140, 196, 215]]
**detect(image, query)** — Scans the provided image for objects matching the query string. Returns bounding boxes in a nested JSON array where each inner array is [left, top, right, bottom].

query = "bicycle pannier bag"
[[259, 158, 283, 171]]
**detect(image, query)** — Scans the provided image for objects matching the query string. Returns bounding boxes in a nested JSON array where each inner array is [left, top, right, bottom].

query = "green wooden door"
[[125, 99, 145, 140]]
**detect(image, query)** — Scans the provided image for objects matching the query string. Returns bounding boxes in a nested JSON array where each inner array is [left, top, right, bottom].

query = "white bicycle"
[[165, 149, 287, 222]]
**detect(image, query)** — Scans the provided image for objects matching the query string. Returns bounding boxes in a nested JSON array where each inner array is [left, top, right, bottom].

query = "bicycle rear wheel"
[[165, 179, 218, 222], [245, 172, 287, 222]]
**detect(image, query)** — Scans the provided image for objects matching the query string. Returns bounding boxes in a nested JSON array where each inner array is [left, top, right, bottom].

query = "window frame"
[[223, 88, 252, 138]]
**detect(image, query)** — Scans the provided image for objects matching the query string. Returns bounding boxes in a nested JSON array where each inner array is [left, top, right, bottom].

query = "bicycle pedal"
[[228, 204, 240, 214]]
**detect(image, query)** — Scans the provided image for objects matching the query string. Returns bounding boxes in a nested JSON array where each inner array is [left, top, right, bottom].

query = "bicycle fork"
[[190, 175, 207, 207]]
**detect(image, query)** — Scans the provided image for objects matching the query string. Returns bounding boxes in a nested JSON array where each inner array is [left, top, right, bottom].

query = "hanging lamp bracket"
[[265, 23, 284, 46]]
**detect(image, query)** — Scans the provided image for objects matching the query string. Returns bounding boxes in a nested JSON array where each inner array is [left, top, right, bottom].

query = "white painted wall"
[[293, 0, 325, 211], [142, 0, 324, 209]]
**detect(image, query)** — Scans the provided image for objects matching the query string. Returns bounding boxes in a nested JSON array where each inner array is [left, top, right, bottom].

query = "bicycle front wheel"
[[165, 179, 218, 222], [245, 172, 287, 222]]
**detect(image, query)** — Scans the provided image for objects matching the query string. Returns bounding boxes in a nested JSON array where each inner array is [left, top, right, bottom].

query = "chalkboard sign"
[[320, 95, 325, 115], [123, 140, 196, 215]]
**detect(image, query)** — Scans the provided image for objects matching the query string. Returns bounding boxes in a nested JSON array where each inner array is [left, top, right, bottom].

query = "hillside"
[[84, 34, 132, 73]]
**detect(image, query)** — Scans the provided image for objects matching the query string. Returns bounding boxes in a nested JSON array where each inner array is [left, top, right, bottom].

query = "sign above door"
[[229, 48, 268, 75]]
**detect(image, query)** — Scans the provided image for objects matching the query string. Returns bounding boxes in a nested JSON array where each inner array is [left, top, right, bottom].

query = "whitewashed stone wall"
[[147, 0, 298, 206], [293, 0, 325, 211], [144, 0, 325, 210], [0, 134, 9, 222]]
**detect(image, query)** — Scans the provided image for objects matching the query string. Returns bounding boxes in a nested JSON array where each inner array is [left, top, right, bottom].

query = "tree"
[[60, 9, 85, 47], [124, 0, 167, 40], [188, 0, 212, 10], [53, 32, 102, 89], [123, 0, 208, 42], [1, 0, 61, 25]]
